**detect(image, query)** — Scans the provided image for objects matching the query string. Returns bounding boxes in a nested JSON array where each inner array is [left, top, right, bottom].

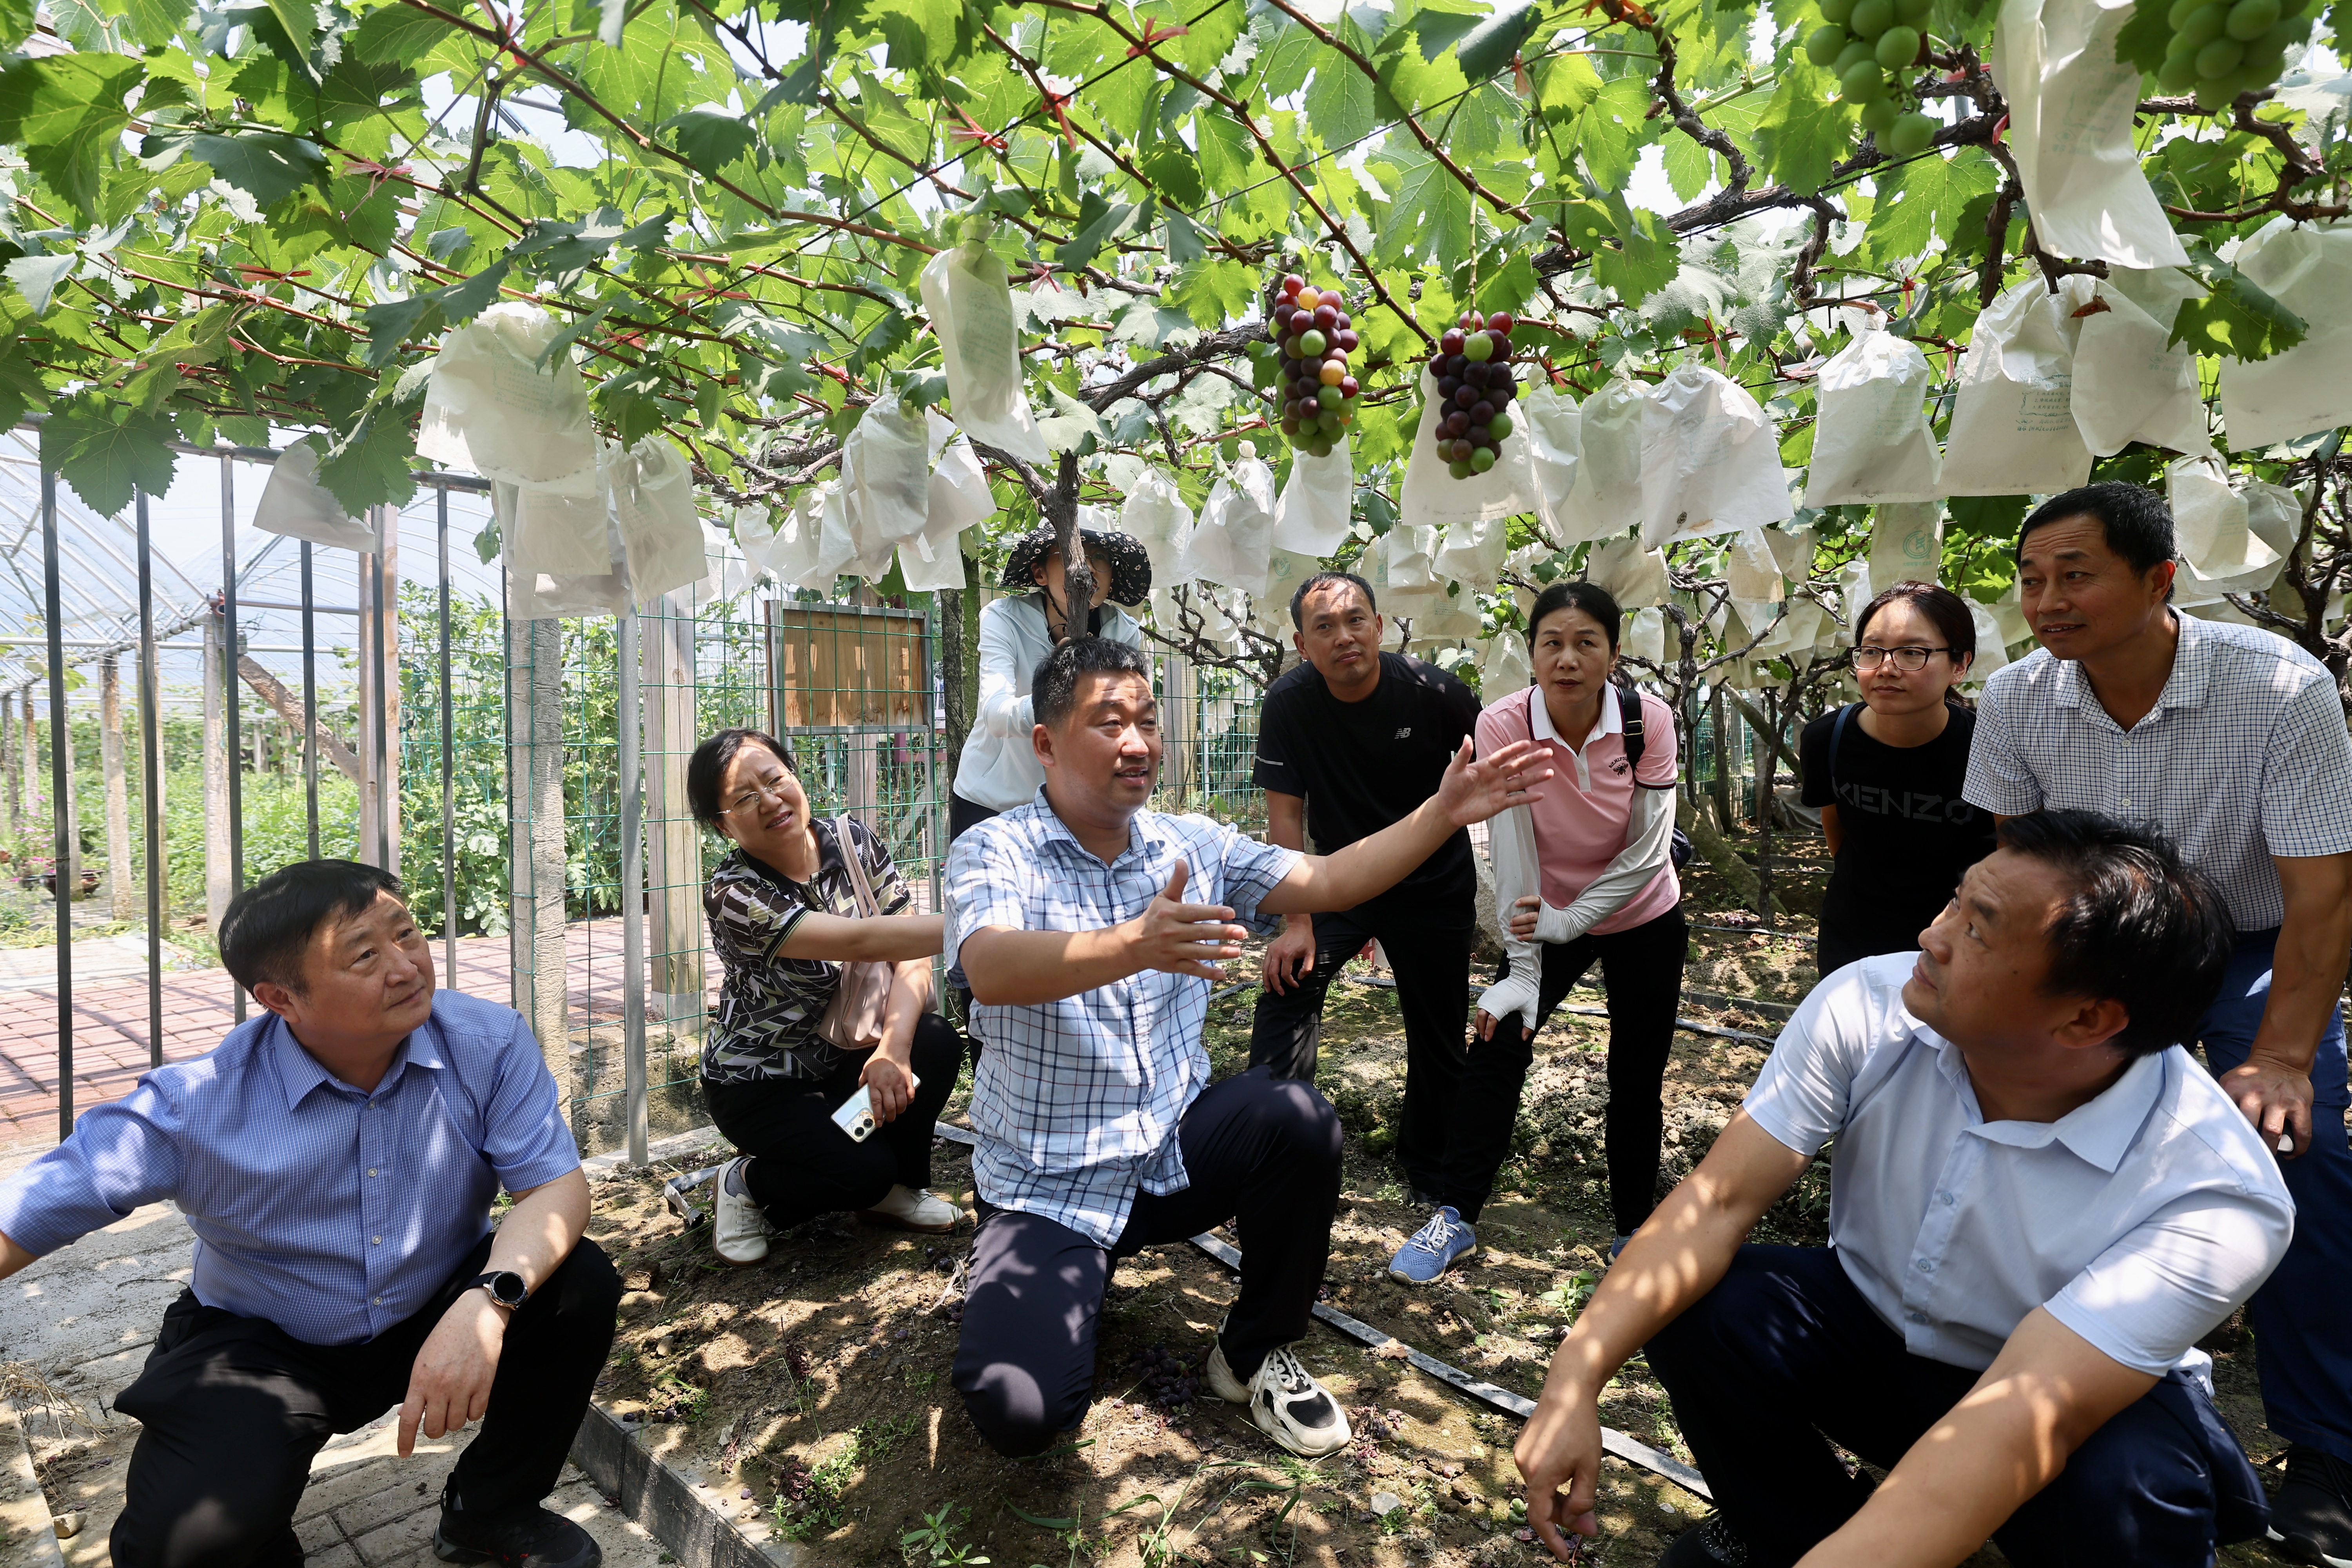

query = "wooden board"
[[769, 606, 925, 730]]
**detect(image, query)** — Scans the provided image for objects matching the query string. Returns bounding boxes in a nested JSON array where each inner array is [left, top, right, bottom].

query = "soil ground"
[[580, 827, 2289, 1568]]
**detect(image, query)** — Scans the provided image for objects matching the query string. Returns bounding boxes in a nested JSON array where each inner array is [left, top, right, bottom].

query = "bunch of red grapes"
[[1269, 272, 1361, 457], [1428, 311, 1518, 479]]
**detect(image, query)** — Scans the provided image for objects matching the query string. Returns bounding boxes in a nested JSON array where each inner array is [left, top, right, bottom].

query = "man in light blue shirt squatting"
[[1963, 482, 2352, 1565], [945, 636, 1552, 1459], [0, 861, 620, 1568]]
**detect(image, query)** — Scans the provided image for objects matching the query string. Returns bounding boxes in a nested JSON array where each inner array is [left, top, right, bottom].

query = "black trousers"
[[951, 1067, 1342, 1457], [1646, 1244, 2268, 1567], [1247, 900, 1473, 1084], [110, 1236, 621, 1568], [947, 791, 999, 842], [1492, 906, 1688, 1235], [702, 1012, 962, 1229]]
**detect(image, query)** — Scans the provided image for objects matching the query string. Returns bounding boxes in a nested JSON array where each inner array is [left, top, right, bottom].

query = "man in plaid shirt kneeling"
[[944, 637, 1552, 1457]]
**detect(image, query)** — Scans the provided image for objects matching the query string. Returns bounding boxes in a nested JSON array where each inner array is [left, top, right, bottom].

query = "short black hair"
[[2018, 483, 2176, 577], [1855, 581, 1977, 661], [1526, 581, 1622, 650], [1032, 636, 1152, 730], [1995, 810, 2234, 1058], [218, 859, 405, 998], [1290, 571, 1376, 629], [687, 728, 796, 829]]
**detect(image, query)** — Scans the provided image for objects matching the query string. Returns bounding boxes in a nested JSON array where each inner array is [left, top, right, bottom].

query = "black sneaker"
[[434, 1505, 602, 1568], [2269, 1445, 2352, 1568], [1658, 1512, 1749, 1567]]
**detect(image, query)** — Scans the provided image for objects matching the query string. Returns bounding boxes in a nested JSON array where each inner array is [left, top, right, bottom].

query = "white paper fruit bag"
[[1638, 365, 1795, 546], [610, 437, 707, 600], [1867, 502, 1945, 593], [1802, 329, 1942, 505], [1120, 465, 1195, 588], [1988, 0, 2187, 269], [1400, 365, 1537, 528], [1481, 628, 1531, 694], [253, 439, 377, 552], [2071, 270, 2211, 457], [1585, 536, 1670, 609], [1272, 440, 1354, 556], [1623, 606, 1667, 664], [1181, 446, 1278, 596], [1432, 514, 1508, 589], [839, 388, 933, 579], [417, 303, 601, 490], [919, 235, 1047, 462], [1939, 276, 2097, 496], [2168, 456, 2287, 601], [498, 480, 628, 620], [2218, 217, 2352, 450], [900, 412, 996, 592], [1517, 385, 1596, 549], [506, 480, 613, 576]]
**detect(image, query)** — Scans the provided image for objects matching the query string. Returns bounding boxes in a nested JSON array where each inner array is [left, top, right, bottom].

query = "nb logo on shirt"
[[1394, 727, 1412, 740]]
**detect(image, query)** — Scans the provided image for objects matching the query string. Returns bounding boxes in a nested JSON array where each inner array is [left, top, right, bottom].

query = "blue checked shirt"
[[0, 991, 579, 1346], [946, 792, 1302, 1245], [1965, 610, 2352, 933]]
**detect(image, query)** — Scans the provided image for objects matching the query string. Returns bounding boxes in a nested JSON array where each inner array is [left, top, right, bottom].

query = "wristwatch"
[[469, 1270, 529, 1310]]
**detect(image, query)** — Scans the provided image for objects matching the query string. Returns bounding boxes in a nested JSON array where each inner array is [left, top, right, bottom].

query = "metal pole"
[[301, 541, 318, 859], [618, 608, 647, 1166], [372, 512, 391, 870], [41, 471, 73, 1138], [438, 487, 456, 985], [138, 493, 162, 1070], [221, 456, 244, 1022]]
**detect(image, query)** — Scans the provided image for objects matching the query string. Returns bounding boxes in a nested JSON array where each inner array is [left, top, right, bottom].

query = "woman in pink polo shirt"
[[1471, 582, 1686, 1260]]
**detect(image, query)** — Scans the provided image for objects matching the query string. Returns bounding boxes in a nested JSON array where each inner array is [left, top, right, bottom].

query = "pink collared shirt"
[[1475, 682, 1680, 935]]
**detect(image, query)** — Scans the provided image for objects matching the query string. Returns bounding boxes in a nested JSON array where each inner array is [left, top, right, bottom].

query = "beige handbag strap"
[[833, 816, 880, 918]]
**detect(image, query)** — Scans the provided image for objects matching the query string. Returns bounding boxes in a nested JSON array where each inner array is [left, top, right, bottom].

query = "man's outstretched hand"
[[1436, 737, 1553, 828], [1129, 861, 1249, 980]]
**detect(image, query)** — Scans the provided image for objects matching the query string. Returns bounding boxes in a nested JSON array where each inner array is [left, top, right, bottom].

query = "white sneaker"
[[858, 1184, 960, 1233], [1206, 1341, 1351, 1458], [712, 1157, 771, 1265]]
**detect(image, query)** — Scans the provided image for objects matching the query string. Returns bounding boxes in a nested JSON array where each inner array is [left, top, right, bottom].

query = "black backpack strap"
[[1829, 702, 1859, 796], [1618, 677, 1671, 786]]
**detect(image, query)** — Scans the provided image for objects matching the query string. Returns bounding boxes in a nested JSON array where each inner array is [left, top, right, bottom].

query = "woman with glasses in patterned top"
[[687, 728, 964, 1268], [1797, 582, 1997, 978]]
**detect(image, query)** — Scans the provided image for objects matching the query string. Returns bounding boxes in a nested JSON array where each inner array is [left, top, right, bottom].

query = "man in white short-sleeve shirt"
[[1513, 812, 2292, 1568]]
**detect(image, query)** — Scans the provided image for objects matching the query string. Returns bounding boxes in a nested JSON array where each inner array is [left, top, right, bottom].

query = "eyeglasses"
[[725, 781, 793, 815], [1851, 645, 1952, 673]]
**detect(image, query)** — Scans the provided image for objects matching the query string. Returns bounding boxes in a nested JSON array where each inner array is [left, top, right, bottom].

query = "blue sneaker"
[[1388, 1206, 1476, 1284]]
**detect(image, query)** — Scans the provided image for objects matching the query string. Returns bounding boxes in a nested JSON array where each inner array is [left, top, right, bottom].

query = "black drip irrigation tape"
[[921, 1123, 1713, 1503]]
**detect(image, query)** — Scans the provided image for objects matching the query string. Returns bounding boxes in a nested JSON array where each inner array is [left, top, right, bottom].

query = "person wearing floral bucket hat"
[[949, 522, 1153, 843]]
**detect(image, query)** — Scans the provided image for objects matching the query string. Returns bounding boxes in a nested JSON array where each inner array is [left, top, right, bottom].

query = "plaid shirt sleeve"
[[1962, 668, 2047, 817], [947, 821, 1030, 966], [2260, 673, 2352, 859], [1212, 822, 1304, 935]]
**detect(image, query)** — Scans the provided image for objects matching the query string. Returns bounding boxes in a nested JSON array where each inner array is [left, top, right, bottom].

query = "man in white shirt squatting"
[[1515, 810, 2292, 1568], [945, 636, 1553, 1458]]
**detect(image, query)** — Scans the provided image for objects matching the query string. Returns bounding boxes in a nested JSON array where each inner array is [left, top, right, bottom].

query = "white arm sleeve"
[[1476, 803, 1543, 1032], [1534, 784, 1678, 944], [974, 604, 1035, 740]]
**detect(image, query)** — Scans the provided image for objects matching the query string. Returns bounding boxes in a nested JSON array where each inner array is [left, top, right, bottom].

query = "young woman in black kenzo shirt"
[[1798, 582, 1997, 977]]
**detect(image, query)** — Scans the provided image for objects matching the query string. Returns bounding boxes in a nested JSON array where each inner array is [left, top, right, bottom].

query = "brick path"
[[0, 921, 733, 1152]]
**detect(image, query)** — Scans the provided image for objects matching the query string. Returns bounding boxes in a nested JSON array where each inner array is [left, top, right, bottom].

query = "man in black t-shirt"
[[1251, 572, 1483, 1206], [1797, 700, 1996, 974]]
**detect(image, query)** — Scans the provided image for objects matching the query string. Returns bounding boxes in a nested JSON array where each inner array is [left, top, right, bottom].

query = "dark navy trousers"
[[1645, 1245, 2268, 1568], [2197, 924, 2352, 1464]]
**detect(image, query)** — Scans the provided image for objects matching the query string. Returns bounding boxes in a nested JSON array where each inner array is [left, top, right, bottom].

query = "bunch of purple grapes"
[[1427, 311, 1519, 479], [1269, 272, 1361, 458], [1128, 1341, 1205, 1410]]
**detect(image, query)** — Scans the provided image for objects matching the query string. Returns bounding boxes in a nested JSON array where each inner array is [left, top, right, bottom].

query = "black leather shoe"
[[1658, 1512, 1750, 1567], [2269, 1445, 2352, 1568], [433, 1506, 602, 1568]]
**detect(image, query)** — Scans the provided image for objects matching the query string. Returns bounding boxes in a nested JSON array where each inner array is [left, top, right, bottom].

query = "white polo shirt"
[[1745, 955, 2295, 1381]]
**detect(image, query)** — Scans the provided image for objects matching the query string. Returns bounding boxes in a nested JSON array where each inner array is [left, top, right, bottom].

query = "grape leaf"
[[314, 414, 419, 514], [1453, 0, 1540, 80], [663, 108, 757, 176], [1304, 49, 1377, 148], [40, 397, 179, 515], [2111, 0, 2170, 74], [2173, 241, 2307, 363], [0, 55, 147, 223], [0, 0, 30, 49], [350, 4, 459, 63], [1753, 56, 1856, 197], [5, 253, 77, 318], [186, 131, 329, 208], [1593, 207, 1681, 306]]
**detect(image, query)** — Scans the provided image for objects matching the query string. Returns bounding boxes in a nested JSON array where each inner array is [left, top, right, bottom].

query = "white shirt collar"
[[1915, 1021, 2169, 1174], [1527, 682, 1622, 751]]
